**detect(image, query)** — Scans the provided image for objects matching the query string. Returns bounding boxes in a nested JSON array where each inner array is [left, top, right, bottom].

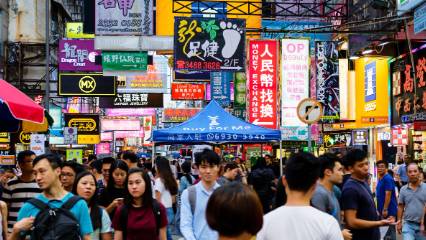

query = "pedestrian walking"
[[72, 171, 113, 240], [217, 162, 239, 186], [2, 150, 41, 233], [376, 160, 398, 240], [206, 182, 263, 240], [180, 148, 221, 240], [99, 160, 129, 218], [248, 157, 275, 213], [97, 157, 115, 195], [397, 162, 426, 239], [60, 160, 85, 192], [311, 153, 352, 240], [155, 157, 178, 240], [257, 152, 343, 240], [112, 168, 167, 240], [396, 154, 411, 187], [341, 149, 394, 240], [10, 154, 93, 240]]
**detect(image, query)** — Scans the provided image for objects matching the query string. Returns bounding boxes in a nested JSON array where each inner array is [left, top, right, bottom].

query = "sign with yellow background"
[[66, 23, 95, 39], [156, 0, 261, 36]]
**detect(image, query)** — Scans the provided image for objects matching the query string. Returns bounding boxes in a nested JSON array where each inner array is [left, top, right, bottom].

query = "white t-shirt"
[[155, 178, 173, 208], [257, 206, 343, 240], [90, 208, 113, 240]]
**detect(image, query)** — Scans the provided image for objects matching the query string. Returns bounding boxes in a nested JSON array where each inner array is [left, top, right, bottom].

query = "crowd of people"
[[0, 148, 424, 240]]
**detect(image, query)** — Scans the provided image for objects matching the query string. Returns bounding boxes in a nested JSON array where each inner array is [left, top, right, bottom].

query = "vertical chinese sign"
[[316, 41, 340, 122], [248, 40, 278, 129], [281, 39, 310, 127], [210, 72, 231, 107], [234, 72, 247, 120]]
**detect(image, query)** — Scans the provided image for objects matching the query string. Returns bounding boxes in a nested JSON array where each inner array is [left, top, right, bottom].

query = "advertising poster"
[[58, 39, 101, 71], [163, 108, 201, 123], [99, 93, 164, 108], [248, 40, 278, 129], [171, 83, 205, 100], [315, 41, 340, 122], [174, 17, 246, 71], [281, 39, 310, 127], [63, 127, 78, 145], [30, 134, 46, 156], [95, 0, 154, 35], [210, 72, 231, 107], [96, 143, 111, 155], [365, 61, 377, 103], [66, 149, 83, 163]]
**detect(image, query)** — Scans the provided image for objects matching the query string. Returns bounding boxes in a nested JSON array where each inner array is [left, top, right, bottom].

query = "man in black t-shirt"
[[341, 149, 394, 240]]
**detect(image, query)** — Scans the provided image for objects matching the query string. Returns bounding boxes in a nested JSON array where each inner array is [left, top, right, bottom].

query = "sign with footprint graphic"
[[174, 17, 246, 72]]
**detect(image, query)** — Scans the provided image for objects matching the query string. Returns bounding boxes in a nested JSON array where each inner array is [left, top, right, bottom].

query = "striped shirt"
[[2, 176, 41, 232]]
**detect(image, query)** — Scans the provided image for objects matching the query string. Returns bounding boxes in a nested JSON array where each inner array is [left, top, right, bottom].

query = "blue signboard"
[[414, 2, 426, 34], [365, 62, 377, 102], [211, 72, 231, 107], [192, 1, 227, 18], [398, 0, 424, 16], [261, 20, 332, 55]]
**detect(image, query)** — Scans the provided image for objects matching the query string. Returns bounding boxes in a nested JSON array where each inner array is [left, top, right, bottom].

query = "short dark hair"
[[376, 160, 388, 168], [194, 149, 220, 167], [122, 151, 138, 163], [284, 152, 320, 192], [318, 153, 341, 178], [107, 160, 129, 192], [33, 154, 63, 170], [206, 182, 263, 237], [342, 149, 368, 168], [181, 161, 192, 174], [224, 162, 238, 172], [101, 157, 115, 165], [88, 154, 97, 162], [17, 150, 35, 164], [62, 160, 85, 175], [89, 159, 102, 173]]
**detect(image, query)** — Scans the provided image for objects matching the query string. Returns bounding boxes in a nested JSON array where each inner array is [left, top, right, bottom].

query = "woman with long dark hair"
[[99, 160, 129, 217], [72, 171, 113, 240], [112, 168, 167, 240], [154, 157, 178, 240]]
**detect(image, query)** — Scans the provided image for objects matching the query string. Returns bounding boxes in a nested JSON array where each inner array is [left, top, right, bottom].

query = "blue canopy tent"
[[153, 100, 281, 143]]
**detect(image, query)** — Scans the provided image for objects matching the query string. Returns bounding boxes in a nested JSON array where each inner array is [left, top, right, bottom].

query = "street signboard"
[[102, 51, 148, 71], [414, 2, 426, 34], [297, 98, 323, 124], [99, 93, 163, 108], [58, 73, 116, 96], [64, 127, 78, 145], [58, 39, 101, 72]]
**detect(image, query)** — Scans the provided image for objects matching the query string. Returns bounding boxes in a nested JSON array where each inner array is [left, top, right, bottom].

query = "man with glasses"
[[2, 150, 41, 233], [60, 161, 84, 192]]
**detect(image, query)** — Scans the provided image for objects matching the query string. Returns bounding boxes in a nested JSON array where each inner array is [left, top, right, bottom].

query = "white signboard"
[[281, 39, 310, 126], [95, 0, 154, 35], [30, 134, 46, 156], [64, 127, 78, 145], [297, 98, 323, 124]]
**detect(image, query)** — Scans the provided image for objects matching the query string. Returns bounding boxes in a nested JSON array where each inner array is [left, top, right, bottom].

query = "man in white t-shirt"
[[257, 152, 343, 240]]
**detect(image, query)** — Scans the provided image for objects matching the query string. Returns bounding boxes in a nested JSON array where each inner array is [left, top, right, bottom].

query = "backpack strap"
[[28, 198, 50, 211], [62, 196, 83, 210], [152, 200, 162, 236], [188, 185, 197, 215], [119, 205, 129, 240]]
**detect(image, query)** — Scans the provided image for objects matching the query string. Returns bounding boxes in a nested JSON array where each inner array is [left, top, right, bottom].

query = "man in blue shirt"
[[397, 154, 411, 186], [376, 160, 398, 240], [180, 149, 221, 240], [9, 154, 93, 240]]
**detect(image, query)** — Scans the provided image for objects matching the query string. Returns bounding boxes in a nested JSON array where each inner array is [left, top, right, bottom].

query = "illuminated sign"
[[59, 73, 116, 96]]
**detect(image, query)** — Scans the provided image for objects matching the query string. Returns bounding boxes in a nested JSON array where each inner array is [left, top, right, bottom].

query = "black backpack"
[[28, 196, 83, 240], [119, 200, 162, 239]]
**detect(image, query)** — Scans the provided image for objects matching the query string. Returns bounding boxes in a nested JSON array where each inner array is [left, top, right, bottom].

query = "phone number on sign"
[[176, 60, 221, 70]]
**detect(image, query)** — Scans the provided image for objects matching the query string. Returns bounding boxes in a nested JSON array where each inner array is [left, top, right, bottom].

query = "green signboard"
[[102, 51, 148, 71]]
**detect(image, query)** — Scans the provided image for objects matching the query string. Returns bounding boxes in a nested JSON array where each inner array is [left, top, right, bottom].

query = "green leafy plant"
[[201, 20, 220, 40]]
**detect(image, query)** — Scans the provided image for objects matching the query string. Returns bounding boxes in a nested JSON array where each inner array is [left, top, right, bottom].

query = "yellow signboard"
[[0, 156, 16, 166], [0, 133, 9, 143], [78, 135, 100, 145], [66, 23, 95, 39]]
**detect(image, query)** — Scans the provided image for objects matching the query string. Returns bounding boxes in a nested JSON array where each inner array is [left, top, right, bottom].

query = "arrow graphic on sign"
[[252, 119, 274, 125], [221, 66, 243, 70]]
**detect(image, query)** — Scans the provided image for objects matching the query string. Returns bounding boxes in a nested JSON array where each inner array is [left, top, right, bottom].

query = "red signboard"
[[171, 83, 205, 100], [163, 108, 201, 123], [248, 40, 278, 129]]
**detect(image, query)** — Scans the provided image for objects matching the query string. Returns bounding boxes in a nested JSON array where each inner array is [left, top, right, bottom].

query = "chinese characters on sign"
[[102, 51, 148, 71], [352, 130, 368, 145], [163, 108, 201, 123], [174, 17, 246, 71], [248, 40, 278, 129], [210, 72, 231, 107], [64, 114, 100, 144], [99, 93, 164, 108], [96, 0, 153, 35], [58, 40, 101, 71], [316, 41, 340, 122], [171, 83, 205, 100], [365, 61, 377, 112], [281, 39, 310, 127], [323, 132, 352, 148]]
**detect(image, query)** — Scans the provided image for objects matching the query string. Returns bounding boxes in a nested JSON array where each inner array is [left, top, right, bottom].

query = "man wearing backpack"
[[9, 154, 93, 240], [180, 149, 221, 240]]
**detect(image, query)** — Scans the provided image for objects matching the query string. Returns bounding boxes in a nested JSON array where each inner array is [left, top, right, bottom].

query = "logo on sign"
[[79, 76, 96, 93], [19, 132, 31, 144], [68, 118, 97, 132]]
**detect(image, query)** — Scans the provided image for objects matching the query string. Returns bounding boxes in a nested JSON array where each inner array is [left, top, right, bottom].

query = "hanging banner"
[[58, 73, 116, 96], [171, 83, 205, 100], [64, 114, 100, 144], [248, 40, 278, 129], [58, 39, 101, 72], [315, 41, 340, 122], [95, 0, 154, 35], [174, 17, 246, 72], [99, 93, 163, 108], [163, 108, 201, 123], [210, 72, 231, 106], [281, 39, 310, 127], [102, 51, 148, 71], [234, 72, 247, 108], [30, 134, 46, 156]]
